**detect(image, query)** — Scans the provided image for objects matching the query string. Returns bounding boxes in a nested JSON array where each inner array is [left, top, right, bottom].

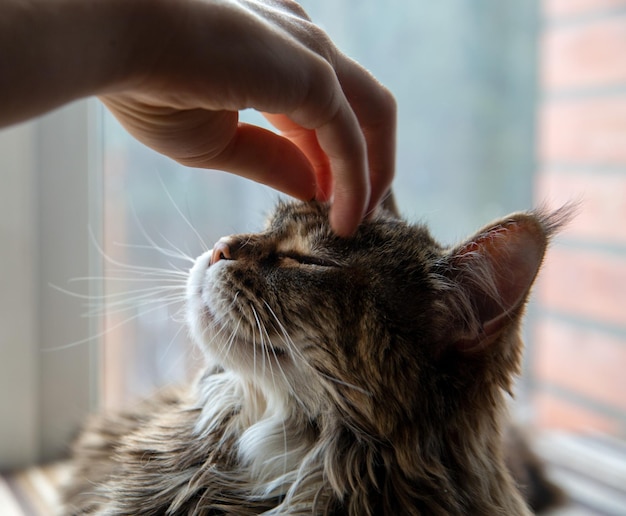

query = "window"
[[1, 0, 538, 468]]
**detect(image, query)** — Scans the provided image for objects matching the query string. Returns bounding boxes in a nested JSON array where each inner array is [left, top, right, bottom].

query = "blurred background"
[[1, 0, 625, 514]]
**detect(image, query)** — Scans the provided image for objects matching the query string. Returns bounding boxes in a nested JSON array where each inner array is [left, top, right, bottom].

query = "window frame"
[[0, 100, 103, 468]]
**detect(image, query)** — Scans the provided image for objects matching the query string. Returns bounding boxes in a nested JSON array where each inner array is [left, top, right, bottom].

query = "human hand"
[[101, 0, 396, 236]]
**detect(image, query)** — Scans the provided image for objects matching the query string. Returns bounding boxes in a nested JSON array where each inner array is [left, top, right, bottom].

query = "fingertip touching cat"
[[63, 194, 571, 515]]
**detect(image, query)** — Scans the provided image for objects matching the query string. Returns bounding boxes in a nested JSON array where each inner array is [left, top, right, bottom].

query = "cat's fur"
[[63, 199, 569, 515]]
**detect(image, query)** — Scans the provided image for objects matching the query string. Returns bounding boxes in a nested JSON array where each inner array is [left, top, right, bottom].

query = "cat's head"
[[186, 199, 569, 437]]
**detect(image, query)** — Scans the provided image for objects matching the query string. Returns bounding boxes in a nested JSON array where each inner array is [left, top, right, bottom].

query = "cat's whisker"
[[156, 173, 210, 252], [250, 308, 265, 382], [156, 232, 198, 265], [261, 301, 307, 363], [259, 324, 268, 382], [52, 283, 185, 303], [226, 322, 243, 363], [105, 264, 189, 278], [253, 305, 309, 413], [128, 192, 203, 262], [42, 299, 189, 352], [112, 241, 195, 265], [86, 293, 186, 313], [170, 304, 189, 325], [251, 308, 299, 485], [229, 291, 241, 311], [218, 319, 242, 361], [219, 328, 236, 359], [88, 227, 193, 280], [316, 373, 372, 397], [199, 319, 228, 354], [260, 300, 373, 398], [251, 306, 273, 384], [83, 295, 186, 319], [158, 321, 189, 367], [101, 272, 186, 284], [69, 274, 187, 283], [104, 263, 189, 276], [99, 286, 186, 304], [50, 281, 186, 322], [252, 319, 259, 385]]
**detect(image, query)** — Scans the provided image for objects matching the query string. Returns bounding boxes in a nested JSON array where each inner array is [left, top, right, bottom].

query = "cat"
[[62, 197, 570, 515]]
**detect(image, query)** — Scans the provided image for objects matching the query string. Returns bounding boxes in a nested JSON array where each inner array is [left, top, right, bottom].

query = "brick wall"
[[532, 0, 626, 437]]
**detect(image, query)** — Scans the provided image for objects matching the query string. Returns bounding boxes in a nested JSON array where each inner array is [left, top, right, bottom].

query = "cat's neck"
[[193, 369, 529, 515], [193, 370, 319, 500]]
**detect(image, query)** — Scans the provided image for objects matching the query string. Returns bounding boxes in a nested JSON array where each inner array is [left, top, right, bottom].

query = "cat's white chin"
[[186, 248, 232, 355]]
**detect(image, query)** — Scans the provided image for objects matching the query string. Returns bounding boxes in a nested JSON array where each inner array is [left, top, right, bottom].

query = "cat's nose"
[[210, 241, 232, 265]]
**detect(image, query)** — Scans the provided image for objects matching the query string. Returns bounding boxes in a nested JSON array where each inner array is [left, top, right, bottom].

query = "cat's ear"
[[442, 207, 573, 352]]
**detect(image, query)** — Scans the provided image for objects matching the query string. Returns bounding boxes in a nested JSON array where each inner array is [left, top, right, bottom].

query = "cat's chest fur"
[[193, 371, 319, 499]]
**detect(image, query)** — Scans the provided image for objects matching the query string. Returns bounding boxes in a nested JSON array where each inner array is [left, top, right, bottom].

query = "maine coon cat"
[[63, 198, 569, 515]]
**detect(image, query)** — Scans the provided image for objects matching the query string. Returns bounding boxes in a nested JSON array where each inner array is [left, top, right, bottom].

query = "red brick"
[[542, 17, 626, 91], [533, 391, 620, 434], [544, 0, 626, 19], [540, 97, 626, 164], [535, 169, 626, 246], [536, 247, 626, 327], [533, 318, 626, 410]]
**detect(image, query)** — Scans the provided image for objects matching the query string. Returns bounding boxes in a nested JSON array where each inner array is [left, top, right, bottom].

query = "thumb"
[[197, 123, 318, 202]]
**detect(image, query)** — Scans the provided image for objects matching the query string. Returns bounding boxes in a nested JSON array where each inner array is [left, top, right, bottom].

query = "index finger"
[[287, 58, 370, 236]]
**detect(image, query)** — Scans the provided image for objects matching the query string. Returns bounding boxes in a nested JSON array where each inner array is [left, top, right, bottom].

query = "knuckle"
[[363, 82, 397, 133], [296, 58, 341, 128], [307, 25, 337, 63], [275, 0, 311, 20]]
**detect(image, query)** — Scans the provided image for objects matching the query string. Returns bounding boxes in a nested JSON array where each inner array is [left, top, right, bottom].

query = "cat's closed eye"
[[276, 252, 338, 268]]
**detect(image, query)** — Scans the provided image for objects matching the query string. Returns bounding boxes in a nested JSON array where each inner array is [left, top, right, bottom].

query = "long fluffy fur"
[[63, 200, 569, 515]]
